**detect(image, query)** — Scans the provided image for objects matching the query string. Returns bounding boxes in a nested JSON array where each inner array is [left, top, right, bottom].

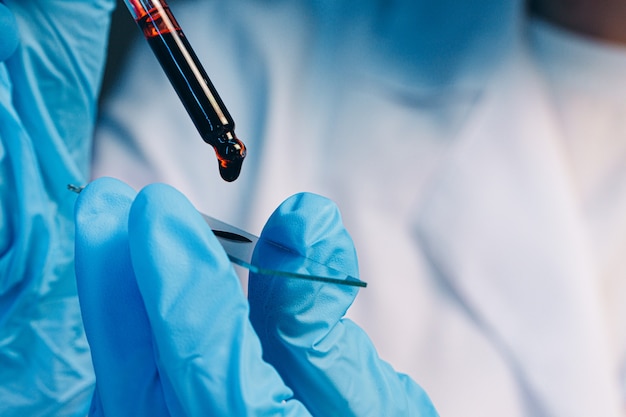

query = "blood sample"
[[123, 0, 246, 181]]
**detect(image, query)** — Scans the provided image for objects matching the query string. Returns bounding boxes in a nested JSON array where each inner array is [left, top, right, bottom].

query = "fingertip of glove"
[[127, 183, 229, 277], [279, 192, 337, 217], [0, 5, 18, 62], [261, 192, 358, 277], [128, 183, 202, 233], [262, 192, 341, 247], [249, 192, 360, 343], [74, 178, 137, 312], [75, 177, 136, 244]]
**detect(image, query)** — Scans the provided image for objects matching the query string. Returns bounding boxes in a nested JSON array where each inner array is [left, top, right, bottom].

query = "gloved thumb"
[[248, 193, 438, 416]]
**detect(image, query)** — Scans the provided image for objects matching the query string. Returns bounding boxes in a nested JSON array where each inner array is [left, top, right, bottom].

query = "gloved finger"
[[75, 177, 169, 417], [126, 183, 310, 416], [248, 193, 438, 416]]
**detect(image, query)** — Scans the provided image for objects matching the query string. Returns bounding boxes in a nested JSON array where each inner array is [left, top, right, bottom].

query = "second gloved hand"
[[74, 177, 438, 416], [0, 1, 114, 415]]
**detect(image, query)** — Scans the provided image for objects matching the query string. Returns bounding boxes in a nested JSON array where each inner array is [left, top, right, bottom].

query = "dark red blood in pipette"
[[136, 8, 246, 181]]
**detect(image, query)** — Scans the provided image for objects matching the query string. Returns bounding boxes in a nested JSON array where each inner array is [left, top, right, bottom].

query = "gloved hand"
[[0, 1, 115, 416], [74, 177, 438, 416]]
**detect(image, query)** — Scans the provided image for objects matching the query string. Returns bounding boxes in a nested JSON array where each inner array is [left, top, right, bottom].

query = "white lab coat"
[[94, 1, 626, 415]]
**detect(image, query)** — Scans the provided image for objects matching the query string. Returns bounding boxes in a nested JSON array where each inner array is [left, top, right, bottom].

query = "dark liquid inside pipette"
[[135, 8, 246, 181]]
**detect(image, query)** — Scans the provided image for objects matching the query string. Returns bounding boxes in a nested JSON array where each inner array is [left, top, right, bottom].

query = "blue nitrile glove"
[[0, 1, 114, 416], [74, 177, 438, 416], [248, 194, 437, 416]]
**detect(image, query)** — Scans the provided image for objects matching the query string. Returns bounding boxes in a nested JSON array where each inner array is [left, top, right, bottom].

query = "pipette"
[[111, 3, 364, 286], [123, 0, 246, 182]]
